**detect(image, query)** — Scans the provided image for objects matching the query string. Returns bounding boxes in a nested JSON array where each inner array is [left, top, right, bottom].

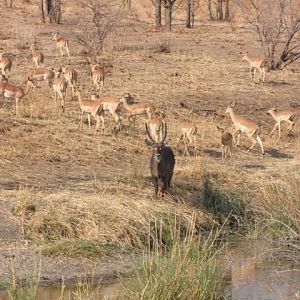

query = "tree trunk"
[[224, 0, 230, 21], [216, 0, 223, 20], [208, 0, 214, 20], [155, 0, 162, 27], [186, 0, 191, 28], [165, 0, 172, 32]]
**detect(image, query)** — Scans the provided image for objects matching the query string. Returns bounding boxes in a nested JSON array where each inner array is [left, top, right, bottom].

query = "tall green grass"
[[125, 217, 227, 300]]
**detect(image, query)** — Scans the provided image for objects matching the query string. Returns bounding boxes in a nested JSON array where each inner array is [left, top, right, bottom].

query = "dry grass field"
[[0, 0, 300, 288]]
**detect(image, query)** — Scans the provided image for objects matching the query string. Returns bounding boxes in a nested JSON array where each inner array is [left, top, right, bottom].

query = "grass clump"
[[125, 218, 227, 300], [42, 239, 123, 259]]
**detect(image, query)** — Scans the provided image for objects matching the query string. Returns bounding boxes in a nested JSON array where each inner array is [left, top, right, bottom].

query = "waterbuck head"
[[145, 122, 168, 163]]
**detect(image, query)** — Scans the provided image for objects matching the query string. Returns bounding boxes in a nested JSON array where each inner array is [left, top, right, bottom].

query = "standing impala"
[[216, 125, 233, 160], [52, 33, 70, 60], [61, 65, 77, 98], [90, 64, 105, 94], [30, 44, 44, 67], [225, 102, 264, 156], [120, 93, 156, 124], [145, 122, 175, 197], [177, 123, 197, 156], [0, 51, 12, 77], [27, 67, 54, 88], [75, 91, 103, 132], [242, 52, 267, 83], [0, 80, 34, 116], [267, 107, 298, 139], [52, 69, 68, 113]]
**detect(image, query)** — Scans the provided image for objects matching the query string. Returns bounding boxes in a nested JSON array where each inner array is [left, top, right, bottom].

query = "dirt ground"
[[0, 1, 300, 287]]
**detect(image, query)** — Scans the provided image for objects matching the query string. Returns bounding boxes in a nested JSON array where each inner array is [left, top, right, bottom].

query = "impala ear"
[[145, 139, 153, 147]]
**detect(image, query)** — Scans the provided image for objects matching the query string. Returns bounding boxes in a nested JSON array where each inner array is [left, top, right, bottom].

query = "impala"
[[177, 123, 197, 156], [0, 51, 12, 77], [225, 102, 264, 156], [216, 125, 233, 160], [120, 93, 156, 124], [27, 67, 54, 88], [147, 117, 165, 143], [267, 107, 298, 138], [242, 52, 267, 83], [52, 69, 68, 113], [0, 80, 34, 116], [75, 91, 103, 132], [90, 64, 105, 94], [61, 65, 77, 98], [0, 74, 8, 83], [145, 122, 175, 197], [30, 44, 44, 67], [52, 33, 70, 60]]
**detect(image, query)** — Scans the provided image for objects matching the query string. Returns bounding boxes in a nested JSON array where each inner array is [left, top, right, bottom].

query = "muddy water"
[[0, 256, 299, 299]]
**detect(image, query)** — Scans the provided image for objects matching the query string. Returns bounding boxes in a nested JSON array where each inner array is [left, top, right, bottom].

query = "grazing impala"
[[52, 69, 68, 113], [145, 122, 175, 197], [225, 102, 264, 156], [52, 33, 70, 60], [30, 44, 44, 67], [0, 80, 34, 116], [120, 93, 156, 124], [27, 67, 54, 88], [216, 125, 233, 160], [147, 117, 165, 143], [242, 52, 267, 83], [61, 65, 77, 98], [177, 123, 197, 156], [75, 91, 103, 132], [0, 51, 12, 77], [267, 107, 298, 138]]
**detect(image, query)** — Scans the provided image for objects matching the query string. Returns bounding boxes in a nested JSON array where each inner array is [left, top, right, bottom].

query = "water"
[[0, 253, 299, 299]]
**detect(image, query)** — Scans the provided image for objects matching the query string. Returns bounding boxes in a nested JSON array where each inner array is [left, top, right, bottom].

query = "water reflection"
[[231, 258, 300, 300]]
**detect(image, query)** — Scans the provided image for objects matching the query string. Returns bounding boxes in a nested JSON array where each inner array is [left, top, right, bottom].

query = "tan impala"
[[177, 123, 197, 156], [27, 67, 54, 88], [267, 107, 298, 138], [52, 33, 70, 60], [30, 44, 44, 67], [0, 51, 12, 77], [216, 125, 233, 160], [61, 65, 77, 98], [120, 93, 156, 125], [52, 69, 68, 113], [0, 80, 34, 116], [75, 91, 103, 132], [242, 52, 267, 83], [225, 102, 264, 156]]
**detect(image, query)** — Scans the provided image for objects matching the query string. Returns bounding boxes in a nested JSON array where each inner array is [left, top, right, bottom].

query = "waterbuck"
[[145, 122, 175, 197]]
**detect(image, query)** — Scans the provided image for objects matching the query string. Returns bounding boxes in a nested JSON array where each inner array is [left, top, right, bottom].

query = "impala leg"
[[253, 68, 257, 82], [152, 176, 158, 197], [261, 67, 265, 83], [247, 135, 257, 152], [66, 46, 71, 62], [87, 113, 91, 130], [59, 47, 64, 57], [287, 120, 295, 134], [80, 111, 84, 128], [236, 131, 241, 147], [193, 135, 197, 157], [270, 123, 279, 136], [15, 98, 19, 117], [278, 121, 281, 139], [99, 114, 105, 133], [250, 67, 254, 81], [256, 135, 265, 156], [94, 114, 100, 133]]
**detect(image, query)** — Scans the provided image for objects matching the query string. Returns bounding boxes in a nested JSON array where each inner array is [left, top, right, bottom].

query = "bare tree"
[[208, 0, 231, 21], [164, 0, 177, 31], [237, 0, 300, 70], [186, 0, 200, 28], [40, 0, 65, 23], [77, 0, 123, 56], [153, 0, 162, 27]]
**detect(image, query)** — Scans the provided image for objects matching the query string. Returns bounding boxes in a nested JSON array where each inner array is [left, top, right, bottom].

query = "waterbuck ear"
[[145, 139, 153, 147]]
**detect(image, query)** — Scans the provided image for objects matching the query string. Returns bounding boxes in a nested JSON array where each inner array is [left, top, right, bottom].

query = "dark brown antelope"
[[145, 122, 175, 197]]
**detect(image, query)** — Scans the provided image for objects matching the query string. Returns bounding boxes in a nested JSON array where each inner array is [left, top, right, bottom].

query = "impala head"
[[145, 122, 168, 162], [0, 74, 8, 83], [120, 93, 132, 104], [241, 52, 248, 61], [267, 107, 277, 115], [225, 101, 236, 114]]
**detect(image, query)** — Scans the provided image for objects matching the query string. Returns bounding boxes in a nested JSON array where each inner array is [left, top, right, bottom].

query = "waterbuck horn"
[[145, 123, 155, 143], [161, 122, 168, 143]]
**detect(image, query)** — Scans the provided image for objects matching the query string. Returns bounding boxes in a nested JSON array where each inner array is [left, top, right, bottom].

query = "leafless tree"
[[236, 0, 300, 70], [151, 0, 162, 27], [40, 0, 66, 23], [77, 0, 123, 56], [186, 0, 200, 28], [208, 0, 231, 21]]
